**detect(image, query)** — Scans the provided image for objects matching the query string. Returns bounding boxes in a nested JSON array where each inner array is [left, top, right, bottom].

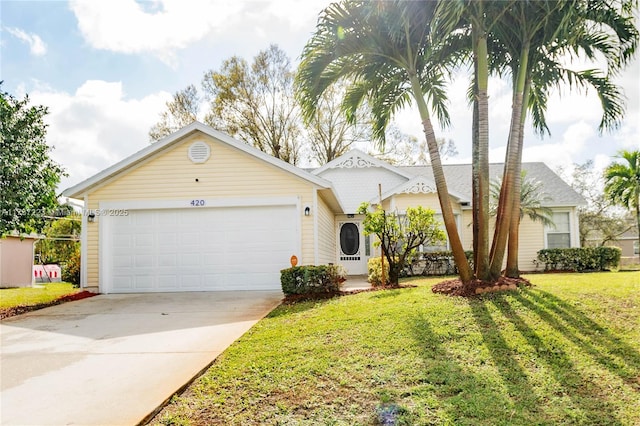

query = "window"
[[365, 235, 371, 256], [634, 240, 639, 255], [547, 212, 571, 249], [423, 213, 451, 252]]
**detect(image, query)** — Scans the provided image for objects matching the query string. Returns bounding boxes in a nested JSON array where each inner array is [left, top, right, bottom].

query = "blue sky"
[[1, 0, 638, 195]]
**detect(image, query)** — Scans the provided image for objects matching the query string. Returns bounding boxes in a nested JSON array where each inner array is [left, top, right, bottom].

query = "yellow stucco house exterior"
[[63, 122, 584, 293]]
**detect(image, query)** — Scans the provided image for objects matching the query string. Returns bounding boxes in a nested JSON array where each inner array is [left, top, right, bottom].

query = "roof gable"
[[313, 149, 412, 213], [375, 175, 468, 205], [312, 148, 413, 179], [63, 122, 341, 207]]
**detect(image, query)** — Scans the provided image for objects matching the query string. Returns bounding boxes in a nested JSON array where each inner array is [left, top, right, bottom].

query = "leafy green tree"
[[202, 44, 302, 164], [35, 214, 81, 264], [559, 160, 633, 247], [358, 203, 446, 286], [604, 150, 640, 259], [0, 83, 66, 235], [62, 245, 81, 286], [296, 0, 475, 283], [149, 84, 200, 141]]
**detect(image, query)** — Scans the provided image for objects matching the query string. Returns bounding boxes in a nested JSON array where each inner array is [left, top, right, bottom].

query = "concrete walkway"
[[0, 291, 282, 425], [342, 275, 373, 291]]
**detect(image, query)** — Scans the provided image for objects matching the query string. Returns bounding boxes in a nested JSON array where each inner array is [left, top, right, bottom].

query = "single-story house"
[[63, 122, 584, 294], [586, 227, 639, 261], [0, 234, 39, 288]]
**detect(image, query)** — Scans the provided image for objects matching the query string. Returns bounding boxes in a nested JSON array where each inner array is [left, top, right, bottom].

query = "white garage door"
[[103, 205, 298, 293]]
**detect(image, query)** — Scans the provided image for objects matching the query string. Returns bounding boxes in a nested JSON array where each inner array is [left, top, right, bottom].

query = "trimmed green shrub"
[[536, 246, 621, 272], [367, 257, 390, 286], [62, 246, 81, 287], [280, 264, 346, 295]]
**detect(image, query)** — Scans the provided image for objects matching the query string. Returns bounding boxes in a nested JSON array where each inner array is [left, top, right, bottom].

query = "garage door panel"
[[134, 275, 154, 290], [179, 274, 202, 289], [157, 275, 177, 289]]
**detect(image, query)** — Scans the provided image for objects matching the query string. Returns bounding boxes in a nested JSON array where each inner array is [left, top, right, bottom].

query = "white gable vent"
[[188, 141, 211, 163]]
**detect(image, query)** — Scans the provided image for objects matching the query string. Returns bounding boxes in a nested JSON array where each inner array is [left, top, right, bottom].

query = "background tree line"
[[148, 44, 457, 166]]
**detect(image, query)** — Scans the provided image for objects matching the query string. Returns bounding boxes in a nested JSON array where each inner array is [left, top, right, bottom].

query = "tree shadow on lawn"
[[482, 290, 639, 424], [513, 288, 640, 388], [409, 312, 542, 424]]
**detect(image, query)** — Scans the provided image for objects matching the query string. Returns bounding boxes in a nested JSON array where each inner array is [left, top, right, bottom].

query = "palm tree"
[[433, 1, 516, 281], [296, 0, 474, 283], [489, 0, 638, 278], [490, 171, 554, 224], [604, 150, 640, 260]]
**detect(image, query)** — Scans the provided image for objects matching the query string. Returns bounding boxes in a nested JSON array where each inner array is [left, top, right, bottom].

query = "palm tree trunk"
[[635, 194, 640, 262], [473, 29, 491, 281], [489, 43, 529, 279], [410, 76, 474, 284], [506, 76, 531, 278]]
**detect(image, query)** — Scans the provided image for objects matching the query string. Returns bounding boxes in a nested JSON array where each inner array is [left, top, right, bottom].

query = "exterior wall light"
[[304, 206, 311, 216], [87, 211, 96, 223]]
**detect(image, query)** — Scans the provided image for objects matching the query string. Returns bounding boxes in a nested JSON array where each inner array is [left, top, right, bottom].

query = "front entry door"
[[338, 221, 367, 275]]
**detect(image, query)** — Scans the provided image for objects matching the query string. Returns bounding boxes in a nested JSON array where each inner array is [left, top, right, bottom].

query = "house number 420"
[[190, 199, 205, 207]]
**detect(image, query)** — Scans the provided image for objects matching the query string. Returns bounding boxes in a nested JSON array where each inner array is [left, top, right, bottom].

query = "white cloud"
[[520, 121, 595, 169], [68, 0, 332, 64], [261, 0, 329, 31], [5, 27, 47, 56], [29, 80, 171, 193], [69, 0, 244, 63]]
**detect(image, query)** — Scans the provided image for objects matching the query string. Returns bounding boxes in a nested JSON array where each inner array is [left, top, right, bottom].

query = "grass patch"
[[152, 272, 640, 425], [0, 283, 82, 310]]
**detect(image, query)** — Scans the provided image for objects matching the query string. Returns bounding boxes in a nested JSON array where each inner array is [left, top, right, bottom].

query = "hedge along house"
[[64, 122, 584, 294]]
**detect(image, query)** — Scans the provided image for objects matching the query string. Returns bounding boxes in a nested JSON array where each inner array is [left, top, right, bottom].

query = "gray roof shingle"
[[312, 149, 585, 211], [398, 162, 585, 207]]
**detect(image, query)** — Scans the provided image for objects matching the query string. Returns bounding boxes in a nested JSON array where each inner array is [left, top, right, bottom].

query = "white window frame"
[[545, 210, 573, 249]]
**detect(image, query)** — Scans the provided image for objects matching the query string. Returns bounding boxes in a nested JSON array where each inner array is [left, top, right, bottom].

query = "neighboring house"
[[63, 122, 584, 294], [0, 234, 39, 288], [586, 227, 640, 259]]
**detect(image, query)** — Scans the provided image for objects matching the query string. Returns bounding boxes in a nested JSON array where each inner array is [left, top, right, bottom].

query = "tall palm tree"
[[490, 0, 638, 278], [490, 171, 554, 226], [296, 0, 475, 283], [433, 0, 514, 281], [604, 150, 640, 260]]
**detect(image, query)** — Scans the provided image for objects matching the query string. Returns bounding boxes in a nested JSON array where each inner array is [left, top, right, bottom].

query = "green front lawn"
[[154, 272, 640, 425], [0, 282, 82, 310]]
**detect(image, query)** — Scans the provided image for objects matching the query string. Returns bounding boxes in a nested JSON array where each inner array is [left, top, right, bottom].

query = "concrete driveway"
[[0, 291, 282, 425]]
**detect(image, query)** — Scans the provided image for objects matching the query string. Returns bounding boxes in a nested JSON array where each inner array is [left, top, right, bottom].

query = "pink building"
[[0, 235, 39, 288]]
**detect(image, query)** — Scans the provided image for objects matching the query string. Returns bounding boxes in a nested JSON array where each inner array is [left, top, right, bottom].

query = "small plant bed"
[[432, 276, 532, 296], [282, 283, 417, 303], [0, 284, 96, 320]]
